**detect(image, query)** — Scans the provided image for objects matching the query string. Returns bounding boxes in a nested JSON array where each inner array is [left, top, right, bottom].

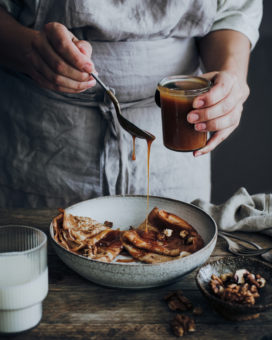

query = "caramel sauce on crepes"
[[96, 229, 122, 248], [53, 207, 204, 264], [116, 258, 136, 263]]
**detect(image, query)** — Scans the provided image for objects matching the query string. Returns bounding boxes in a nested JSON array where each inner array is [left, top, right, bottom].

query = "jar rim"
[[158, 75, 211, 96]]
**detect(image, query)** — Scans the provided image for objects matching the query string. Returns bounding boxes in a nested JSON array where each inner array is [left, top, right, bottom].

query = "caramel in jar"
[[157, 76, 211, 152]]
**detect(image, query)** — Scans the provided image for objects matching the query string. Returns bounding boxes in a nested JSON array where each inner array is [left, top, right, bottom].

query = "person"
[[0, 0, 263, 208]]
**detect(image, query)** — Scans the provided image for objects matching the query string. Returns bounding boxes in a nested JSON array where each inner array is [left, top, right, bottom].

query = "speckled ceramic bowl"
[[49, 195, 217, 289], [196, 256, 272, 320]]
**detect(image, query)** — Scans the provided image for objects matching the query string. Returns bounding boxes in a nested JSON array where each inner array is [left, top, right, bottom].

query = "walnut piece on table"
[[164, 290, 198, 337], [164, 290, 193, 312], [171, 314, 196, 337], [192, 306, 203, 315]]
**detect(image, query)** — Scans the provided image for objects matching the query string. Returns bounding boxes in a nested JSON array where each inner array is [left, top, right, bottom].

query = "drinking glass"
[[0, 225, 48, 334]]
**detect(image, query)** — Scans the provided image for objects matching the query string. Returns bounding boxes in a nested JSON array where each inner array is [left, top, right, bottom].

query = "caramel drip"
[[132, 136, 136, 161], [107, 88, 155, 233], [145, 139, 153, 232]]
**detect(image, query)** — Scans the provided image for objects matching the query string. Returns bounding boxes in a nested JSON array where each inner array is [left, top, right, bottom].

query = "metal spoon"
[[91, 73, 155, 141]]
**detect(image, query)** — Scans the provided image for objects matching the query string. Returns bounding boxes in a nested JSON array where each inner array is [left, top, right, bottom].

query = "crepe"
[[53, 207, 204, 264], [121, 207, 204, 264], [53, 210, 123, 262]]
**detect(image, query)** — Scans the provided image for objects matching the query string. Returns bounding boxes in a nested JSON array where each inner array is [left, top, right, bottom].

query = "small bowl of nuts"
[[196, 256, 272, 321]]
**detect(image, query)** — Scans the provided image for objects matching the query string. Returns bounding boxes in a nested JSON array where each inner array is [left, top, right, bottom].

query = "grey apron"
[[0, 0, 216, 208]]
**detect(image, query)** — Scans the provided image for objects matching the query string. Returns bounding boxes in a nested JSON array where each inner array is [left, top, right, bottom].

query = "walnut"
[[246, 273, 260, 288], [192, 306, 203, 315], [244, 294, 255, 305], [210, 269, 265, 307], [186, 236, 194, 245], [163, 228, 173, 237], [210, 275, 224, 296], [157, 233, 166, 241], [250, 285, 260, 298], [179, 230, 189, 239], [222, 282, 256, 305], [171, 314, 196, 337], [234, 269, 249, 284], [256, 277, 266, 288], [168, 297, 188, 312], [211, 274, 223, 285], [171, 321, 184, 337], [104, 221, 113, 228], [165, 290, 193, 312], [220, 272, 233, 282], [164, 291, 176, 301], [176, 291, 193, 310]]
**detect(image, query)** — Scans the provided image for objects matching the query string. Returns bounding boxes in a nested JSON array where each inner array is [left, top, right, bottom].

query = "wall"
[[211, 0, 272, 203]]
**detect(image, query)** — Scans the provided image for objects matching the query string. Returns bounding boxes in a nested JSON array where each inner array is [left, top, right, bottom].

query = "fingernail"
[[79, 47, 87, 55], [193, 99, 204, 108], [87, 80, 96, 87], [187, 113, 199, 123], [194, 151, 202, 157], [195, 123, 206, 131], [83, 64, 93, 73]]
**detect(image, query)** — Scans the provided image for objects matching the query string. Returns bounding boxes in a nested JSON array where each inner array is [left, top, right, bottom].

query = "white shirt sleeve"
[[211, 0, 263, 49]]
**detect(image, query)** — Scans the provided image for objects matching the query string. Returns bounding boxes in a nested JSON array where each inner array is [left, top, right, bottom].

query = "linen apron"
[[0, 0, 216, 208]]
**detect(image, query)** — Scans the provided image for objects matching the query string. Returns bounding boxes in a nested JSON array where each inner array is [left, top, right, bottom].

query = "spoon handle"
[[90, 73, 110, 92]]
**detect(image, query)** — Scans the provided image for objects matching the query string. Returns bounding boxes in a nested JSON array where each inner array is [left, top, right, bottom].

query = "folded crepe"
[[121, 207, 204, 264], [53, 210, 123, 262]]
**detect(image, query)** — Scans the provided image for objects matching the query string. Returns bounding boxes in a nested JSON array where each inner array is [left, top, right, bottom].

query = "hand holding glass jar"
[[187, 71, 249, 157], [156, 71, 249, 156]]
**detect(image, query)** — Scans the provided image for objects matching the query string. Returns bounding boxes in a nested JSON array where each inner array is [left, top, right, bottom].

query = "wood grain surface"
[[0, 208, 272, 340]]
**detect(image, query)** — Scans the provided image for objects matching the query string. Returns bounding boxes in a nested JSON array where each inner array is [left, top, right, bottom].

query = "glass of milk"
[[0, 225, 48, 334]]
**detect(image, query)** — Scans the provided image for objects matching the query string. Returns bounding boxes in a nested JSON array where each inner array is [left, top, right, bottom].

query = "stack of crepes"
[[53, 207, 204, 264]]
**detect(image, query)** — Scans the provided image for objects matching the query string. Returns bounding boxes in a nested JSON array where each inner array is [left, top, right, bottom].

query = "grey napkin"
[[192, 187, 272, 235]]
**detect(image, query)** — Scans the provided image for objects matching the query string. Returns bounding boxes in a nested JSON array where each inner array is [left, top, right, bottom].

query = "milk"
[[0, 253, 48, 333]]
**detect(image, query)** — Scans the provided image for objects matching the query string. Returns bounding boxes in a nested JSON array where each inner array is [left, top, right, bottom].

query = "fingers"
[[30, 22, 97, 93], [44, 22, 94, 73], [187, 71, 250, 156], [29, 49, 96, 92], [29, 68, 90, 94], [74, 40, 93, 59], [194, 106, 241, 132], [191, 104, 242, 157], [193, 126, 236, 157], [32, 32, 91, 82], [193, 71, 233, 109], [188, 91, 243, 132]]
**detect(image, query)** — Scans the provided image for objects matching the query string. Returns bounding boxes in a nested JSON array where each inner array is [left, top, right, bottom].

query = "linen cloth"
[[0, 1, 262, 208], [193, 187, 272, 235]]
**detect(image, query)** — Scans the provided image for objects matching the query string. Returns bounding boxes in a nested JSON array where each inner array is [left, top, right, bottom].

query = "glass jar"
[[157, 75, 211, 152]]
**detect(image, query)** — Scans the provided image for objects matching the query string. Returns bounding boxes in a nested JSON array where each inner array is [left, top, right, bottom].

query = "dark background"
[[211, 0, 272, 203]]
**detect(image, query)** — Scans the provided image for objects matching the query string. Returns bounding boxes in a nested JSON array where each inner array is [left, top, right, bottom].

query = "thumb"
[[74, 40, 92, 59]]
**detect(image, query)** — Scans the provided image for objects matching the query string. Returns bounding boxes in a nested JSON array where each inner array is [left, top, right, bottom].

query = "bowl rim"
[[196, 255, 272, 311], [49, 194, 218, 267]]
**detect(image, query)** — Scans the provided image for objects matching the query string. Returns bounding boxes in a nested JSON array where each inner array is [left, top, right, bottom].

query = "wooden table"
[[1, 209, 272, 340]]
